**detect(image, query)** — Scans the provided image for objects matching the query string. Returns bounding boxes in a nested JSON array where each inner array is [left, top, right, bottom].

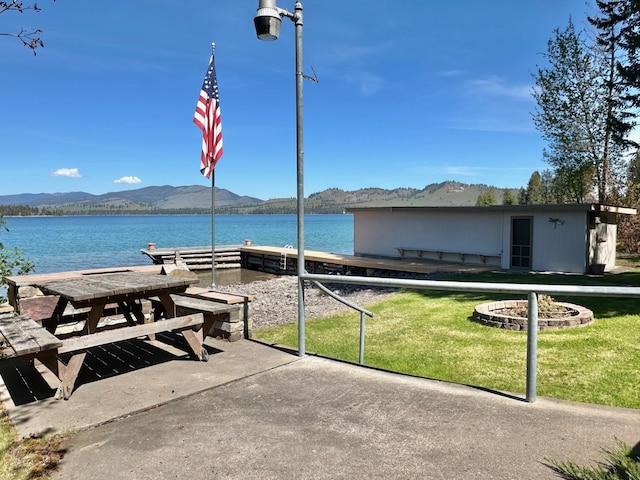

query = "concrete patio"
[[0, 337, 637, 479]]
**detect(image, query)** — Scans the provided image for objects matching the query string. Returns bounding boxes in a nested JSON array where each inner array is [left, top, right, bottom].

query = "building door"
[[511, 217, 532, 268]]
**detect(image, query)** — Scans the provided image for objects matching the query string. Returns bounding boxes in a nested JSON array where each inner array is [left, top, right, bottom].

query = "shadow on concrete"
[[0, 332, 222, 406], [631, 440, 640, 460], [255, 338, 531, 404]]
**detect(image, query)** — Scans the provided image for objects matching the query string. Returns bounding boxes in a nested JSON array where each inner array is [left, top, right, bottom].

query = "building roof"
[[346, 204, 637, 215]]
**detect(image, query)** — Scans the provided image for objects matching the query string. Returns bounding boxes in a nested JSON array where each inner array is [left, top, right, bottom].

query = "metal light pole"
[[254, 0, 306, 357]]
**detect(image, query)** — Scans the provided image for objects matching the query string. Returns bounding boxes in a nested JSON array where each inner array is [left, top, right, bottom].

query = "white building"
[[347, 204, 636, 274]]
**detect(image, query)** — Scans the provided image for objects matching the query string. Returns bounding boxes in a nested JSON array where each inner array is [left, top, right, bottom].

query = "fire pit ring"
[[472, 300, 594, 330]]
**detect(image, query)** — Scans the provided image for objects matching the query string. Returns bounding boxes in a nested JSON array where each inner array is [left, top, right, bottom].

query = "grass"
[[0, 404, 66, 480], [615, 253, 640, 268], [1, 267, 639, 478], [547, 440, 640, 479], [254, 270, 640, 408]]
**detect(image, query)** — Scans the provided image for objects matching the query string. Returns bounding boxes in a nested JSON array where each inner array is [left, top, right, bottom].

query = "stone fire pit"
[[472, 299, 594, 330]]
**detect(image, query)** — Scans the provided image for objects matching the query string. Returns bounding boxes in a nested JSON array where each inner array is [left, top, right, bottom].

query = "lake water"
[[1, 214, 354, 275]]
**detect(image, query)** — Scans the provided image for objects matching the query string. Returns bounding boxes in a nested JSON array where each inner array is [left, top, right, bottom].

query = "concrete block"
[[18, 285, 41, 299], [17, 295, 60, 321], [212, 320, 244, 334]]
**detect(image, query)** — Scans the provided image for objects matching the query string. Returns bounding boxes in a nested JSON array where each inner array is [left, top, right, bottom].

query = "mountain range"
[[0, 182, 514, 214], [0, 185, 261, 209]]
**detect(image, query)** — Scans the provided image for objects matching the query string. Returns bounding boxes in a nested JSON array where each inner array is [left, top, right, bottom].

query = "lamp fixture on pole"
[[254, 0, 307, 357]]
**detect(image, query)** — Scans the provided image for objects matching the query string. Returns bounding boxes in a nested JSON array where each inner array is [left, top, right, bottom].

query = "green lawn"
[[254, 270, 640, 408], [0, 405, 66, 480]]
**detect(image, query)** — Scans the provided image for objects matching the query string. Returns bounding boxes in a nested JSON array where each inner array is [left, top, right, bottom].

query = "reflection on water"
[[194, 268, 276, 287]]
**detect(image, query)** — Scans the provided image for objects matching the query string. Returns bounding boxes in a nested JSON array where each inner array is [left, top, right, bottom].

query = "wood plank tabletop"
[[38, 272, 199, 304]]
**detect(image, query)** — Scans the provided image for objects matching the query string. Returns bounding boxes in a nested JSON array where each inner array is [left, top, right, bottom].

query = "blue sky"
[[1, 0, 595, 200]]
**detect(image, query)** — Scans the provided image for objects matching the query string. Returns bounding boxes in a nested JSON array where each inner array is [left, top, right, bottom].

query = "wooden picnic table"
[[39, 271, 198, 333], [34, 271, 206, 399]]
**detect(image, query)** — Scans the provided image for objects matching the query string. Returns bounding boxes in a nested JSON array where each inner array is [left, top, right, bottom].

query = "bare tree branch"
[[0, 0, 55, 55]]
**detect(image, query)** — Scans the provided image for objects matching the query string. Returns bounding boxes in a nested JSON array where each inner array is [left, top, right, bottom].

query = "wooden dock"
[[140, 245, 242, 270], [240, 246, 496, 276], [140, 244, 496, 277]]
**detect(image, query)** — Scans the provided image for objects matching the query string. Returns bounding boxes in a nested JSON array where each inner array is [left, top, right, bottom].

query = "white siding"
[[503, 210, 588, 273], [354, 209, 503, 265], [352, 207, 623, 274]]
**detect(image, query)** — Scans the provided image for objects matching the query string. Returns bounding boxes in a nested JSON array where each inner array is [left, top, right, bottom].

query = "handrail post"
[[294, 1, 305, 358], [526, 291, 538, 403], [359, 311, 365, 365], [308, 279, 372, 366]]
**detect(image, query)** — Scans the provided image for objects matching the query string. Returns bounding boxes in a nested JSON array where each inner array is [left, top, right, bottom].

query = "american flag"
[[193, 54, 223, 178]]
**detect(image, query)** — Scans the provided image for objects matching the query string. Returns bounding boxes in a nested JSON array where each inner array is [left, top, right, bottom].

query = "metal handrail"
[[301, 272, 640, 403], [310, 280, 374, 317], [303, 273, 640, 297], [310, 280, 374, 365]]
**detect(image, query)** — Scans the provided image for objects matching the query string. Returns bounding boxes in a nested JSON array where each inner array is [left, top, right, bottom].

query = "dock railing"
[[301, 272, 640, 403]]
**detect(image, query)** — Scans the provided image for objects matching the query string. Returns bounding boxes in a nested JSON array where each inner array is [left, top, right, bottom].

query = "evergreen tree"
[[524, 171, 545, 204], [475, 190, 497, 206], [540, 169, 556, 203], [588, 0, 636, 201], [502, 189, 517, 205], [628, 152, 640, 203], [619, 0, 640, 113], [517, 188, 527, 205]]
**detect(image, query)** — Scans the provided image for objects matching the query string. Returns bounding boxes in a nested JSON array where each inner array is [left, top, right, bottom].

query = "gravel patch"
[[214, 275, 396, 329]]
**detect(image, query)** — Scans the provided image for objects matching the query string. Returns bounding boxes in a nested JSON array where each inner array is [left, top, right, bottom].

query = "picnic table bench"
[[150, 292, 247, 341], [0, 315, 62, 359], [0, 312, 206, 400]]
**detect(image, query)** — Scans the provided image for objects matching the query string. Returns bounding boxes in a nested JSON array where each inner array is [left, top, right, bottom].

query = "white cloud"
[[411, 165, 533, 177], [464, 76, 532, 101], [444, 166, 481, 177], [320, 40, 392, 96], [445, 116, 535, 133], [320, 41, 395, 68], [343, 71, 384, 96], [435, 70, 465, 78], [114, 176, 142, 184], [50, 168, 82, 178]]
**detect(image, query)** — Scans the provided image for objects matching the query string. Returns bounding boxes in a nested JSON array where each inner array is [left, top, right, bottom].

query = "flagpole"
[[211, 168, 216, 288], [210, 42, 216, 289]]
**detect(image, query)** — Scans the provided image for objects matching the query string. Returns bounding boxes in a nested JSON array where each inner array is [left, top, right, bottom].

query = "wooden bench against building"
[[396, 247, 501, 265]]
